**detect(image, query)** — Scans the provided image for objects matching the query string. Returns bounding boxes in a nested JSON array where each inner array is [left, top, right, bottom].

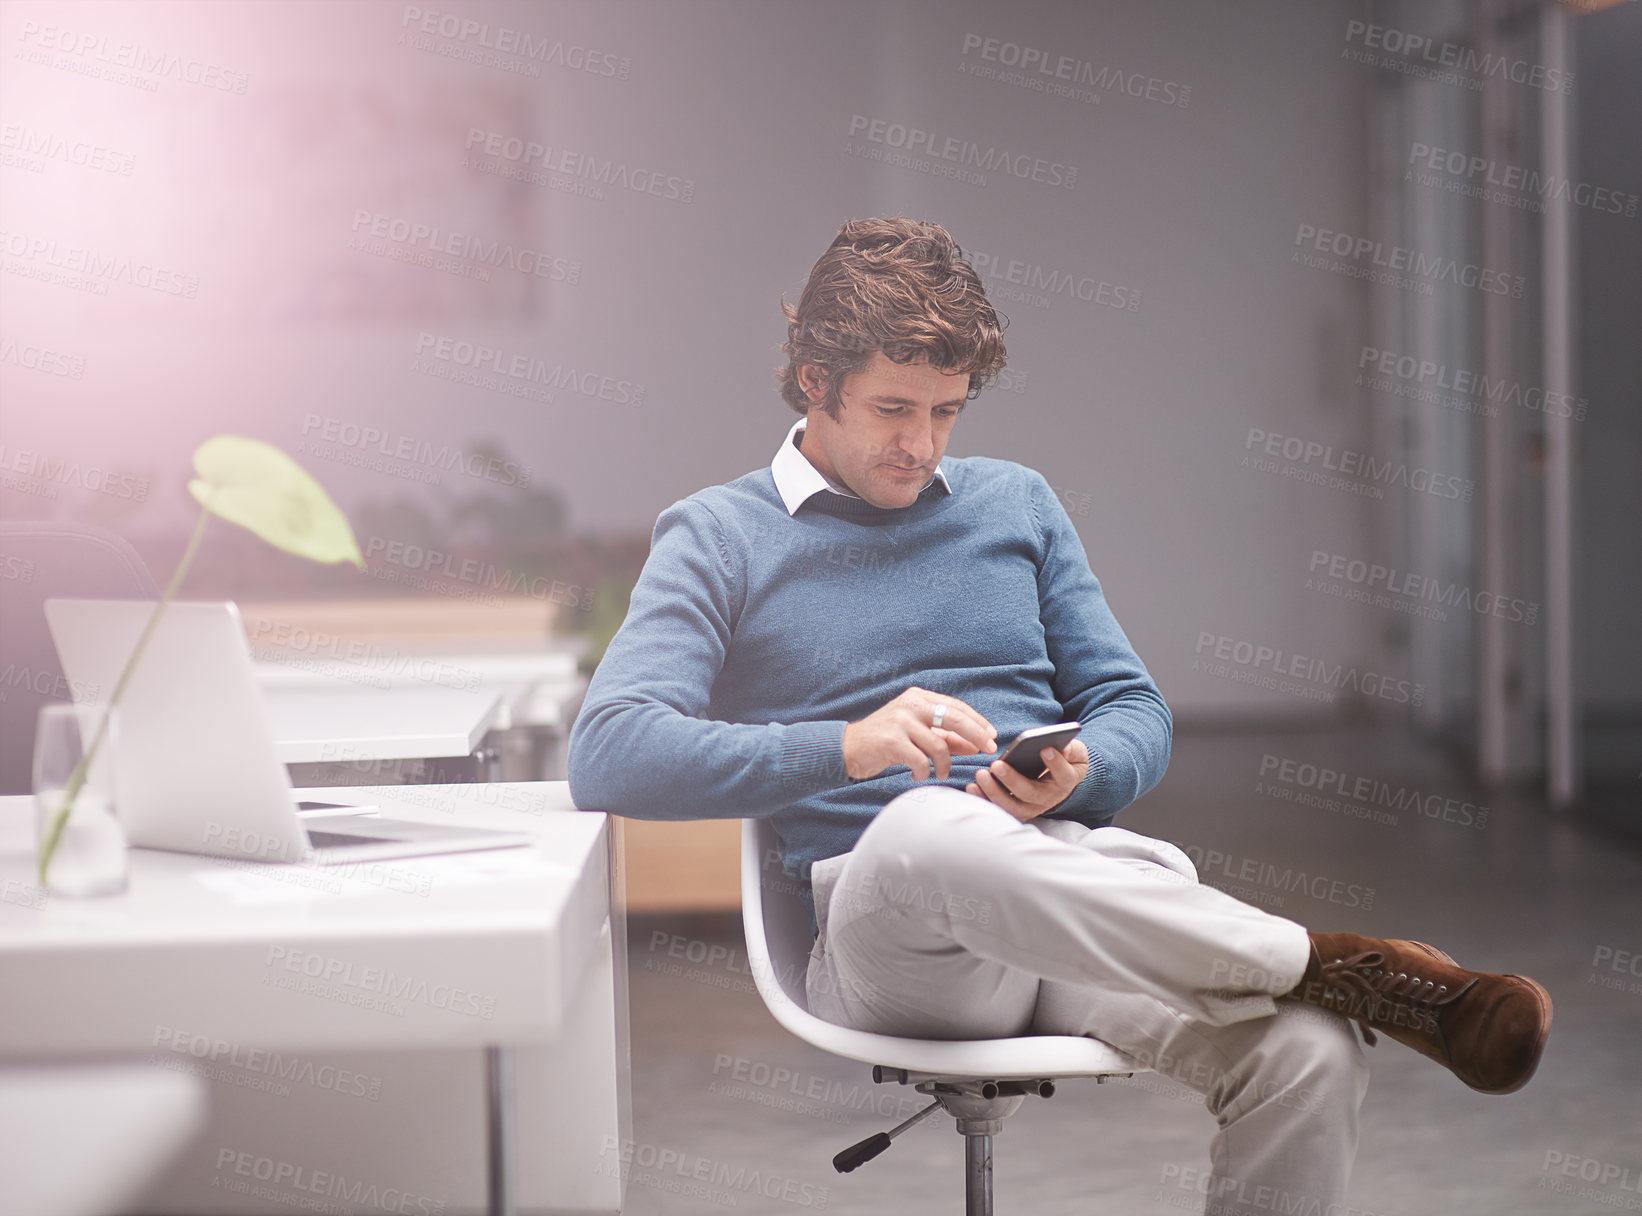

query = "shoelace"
[[1319, 950, 1474, 1046]]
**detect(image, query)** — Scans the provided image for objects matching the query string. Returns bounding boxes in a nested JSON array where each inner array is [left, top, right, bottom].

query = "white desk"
[[0, 783, 628, 1216]]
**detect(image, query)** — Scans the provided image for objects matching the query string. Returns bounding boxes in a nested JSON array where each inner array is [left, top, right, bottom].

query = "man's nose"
[[895, 419, 935, 463]]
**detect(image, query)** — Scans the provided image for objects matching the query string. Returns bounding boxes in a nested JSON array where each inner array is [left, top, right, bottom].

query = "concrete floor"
[[622, 726, 1642, 1215]]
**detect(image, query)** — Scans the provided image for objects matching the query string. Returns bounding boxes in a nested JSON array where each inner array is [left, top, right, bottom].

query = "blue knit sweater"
[[567, 454, 1173, 903]]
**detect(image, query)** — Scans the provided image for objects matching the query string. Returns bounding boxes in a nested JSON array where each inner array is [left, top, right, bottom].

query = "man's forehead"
[[855, 351, 971, 390]]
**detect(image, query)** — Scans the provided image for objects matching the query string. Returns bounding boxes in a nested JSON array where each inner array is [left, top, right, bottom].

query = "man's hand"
[[842, 687, 997, 781], [966, 739, 1090, 823]]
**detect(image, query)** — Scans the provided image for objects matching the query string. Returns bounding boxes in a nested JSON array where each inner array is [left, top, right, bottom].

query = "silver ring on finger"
[[930, 703, 946, 730]]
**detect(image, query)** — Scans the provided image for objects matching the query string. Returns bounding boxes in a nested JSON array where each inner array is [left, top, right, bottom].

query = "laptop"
[[42, 598, 533, 865]]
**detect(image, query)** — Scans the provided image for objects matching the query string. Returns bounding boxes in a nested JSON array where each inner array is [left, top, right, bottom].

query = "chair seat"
[[763, 993, 1138, 1081], [742, 819, 1142, 1084]]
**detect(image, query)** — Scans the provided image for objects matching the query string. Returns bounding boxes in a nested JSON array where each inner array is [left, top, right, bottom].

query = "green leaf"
[[188, 436, 363, 568]]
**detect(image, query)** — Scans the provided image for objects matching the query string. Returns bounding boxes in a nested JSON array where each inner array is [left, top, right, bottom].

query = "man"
[[568, 217, 1551, 1212]]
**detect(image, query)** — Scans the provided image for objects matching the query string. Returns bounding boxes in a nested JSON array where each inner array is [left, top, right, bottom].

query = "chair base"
[[965, 1128, 993, 1216], [834, 1076, 1056, 1216]]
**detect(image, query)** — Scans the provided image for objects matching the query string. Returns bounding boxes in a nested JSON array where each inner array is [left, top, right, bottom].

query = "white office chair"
[[741, 819, 1145, 1215]]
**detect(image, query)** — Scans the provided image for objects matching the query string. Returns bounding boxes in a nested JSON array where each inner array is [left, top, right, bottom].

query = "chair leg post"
[[963, 1127, 994, 1216]]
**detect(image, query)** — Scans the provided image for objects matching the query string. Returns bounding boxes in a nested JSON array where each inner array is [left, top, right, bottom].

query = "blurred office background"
[[1, 1, 1638, 1213]]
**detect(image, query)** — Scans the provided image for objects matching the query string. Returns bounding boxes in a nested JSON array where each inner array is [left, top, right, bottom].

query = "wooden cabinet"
[[617, 817, 742, 911]]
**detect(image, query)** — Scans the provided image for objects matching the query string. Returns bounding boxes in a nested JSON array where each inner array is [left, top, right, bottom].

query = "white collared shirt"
[[769, 418, 951, 516]]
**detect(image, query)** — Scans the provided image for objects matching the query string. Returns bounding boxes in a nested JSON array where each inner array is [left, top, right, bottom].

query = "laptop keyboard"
[[305, 829, 401, 850]]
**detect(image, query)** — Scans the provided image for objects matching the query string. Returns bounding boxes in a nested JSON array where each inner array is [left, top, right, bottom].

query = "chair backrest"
[[0, 521, 158, 794], [740, 818, 819, 1014]]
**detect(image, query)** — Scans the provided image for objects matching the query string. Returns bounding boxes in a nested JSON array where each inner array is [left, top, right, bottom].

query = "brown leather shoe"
[[1291, 933, 1553, 1094]]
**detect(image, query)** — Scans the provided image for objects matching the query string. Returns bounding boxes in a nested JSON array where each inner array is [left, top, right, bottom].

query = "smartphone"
[[993, 722, 1082, 780]]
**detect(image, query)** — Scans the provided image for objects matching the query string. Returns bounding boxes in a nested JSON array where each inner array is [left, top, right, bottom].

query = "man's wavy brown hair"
[[777, 217, 1008, 419]]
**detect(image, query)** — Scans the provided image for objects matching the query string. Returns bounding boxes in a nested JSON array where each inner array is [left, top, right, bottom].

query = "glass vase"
[[34, 702, 129, 898]]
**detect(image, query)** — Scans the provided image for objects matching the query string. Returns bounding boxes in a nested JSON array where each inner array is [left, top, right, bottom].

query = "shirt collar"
[[770, 418, 951, 516]]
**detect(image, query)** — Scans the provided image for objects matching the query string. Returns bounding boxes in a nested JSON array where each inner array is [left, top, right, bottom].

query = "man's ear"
[[796, 363, 826, 404]]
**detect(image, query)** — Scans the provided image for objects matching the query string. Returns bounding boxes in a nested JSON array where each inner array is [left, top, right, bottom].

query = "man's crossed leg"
[[805, 785, 1549, 1211]]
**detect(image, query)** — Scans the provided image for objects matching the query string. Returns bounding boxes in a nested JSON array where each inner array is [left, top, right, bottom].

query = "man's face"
[[797, 351, 970, 509]]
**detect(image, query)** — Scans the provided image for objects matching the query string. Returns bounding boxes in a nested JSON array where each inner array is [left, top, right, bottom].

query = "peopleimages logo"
[[411, 333, 644, 407], [599, 1137, 830, 1210], [0, 446, 146, 501], [1358, 346, 1588, 421], [846, 114, 1077, 188], [0, 877, 48, 910], [245, 616, 485, 693], [152, 1026, 384, 1100], [1342, 18, 1572, 94], [0, 555, 35, 583], [0, 340, 85, 379], [397, 7, 632, 80], [1194, 631, 1424, 707], [16, 20, 251, 93], [1159, 1162, 1389, 1216], [710, 1053, 925, 1125], [1407, 142, 1637, 219], [958, 32, 1191, 108], [1243, 428, 1473, 502], [347, 211, 582, 284], [1539, 1150, 1642, 1207], [213, 1148, 445, 1215], [1258, 754, 1489, 830], [1, 661, 97, 705], [1292, 222, 1524, 298], [263, 945, 496, 1020], [0, 124, 136, 174], [1179, 843, 1376, 912], [1307, 549, 1538, 625], [0, 230, 201, 298], [967, 247, 1141, 313], [463, 128, 693, 203], [300, 414, 531, 486], [364, 536, 597, 612]]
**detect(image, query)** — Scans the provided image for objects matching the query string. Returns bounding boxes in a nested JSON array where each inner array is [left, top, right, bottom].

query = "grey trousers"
[[805, 786, 1370, 1215]]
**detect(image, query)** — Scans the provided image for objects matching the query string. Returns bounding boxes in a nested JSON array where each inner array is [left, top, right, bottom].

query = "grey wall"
[[0, 0, 1388, 718]]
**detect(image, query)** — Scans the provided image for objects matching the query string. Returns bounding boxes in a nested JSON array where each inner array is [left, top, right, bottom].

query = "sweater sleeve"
[[1025, 470, 1172, 825], [567, 496, 850, 819]]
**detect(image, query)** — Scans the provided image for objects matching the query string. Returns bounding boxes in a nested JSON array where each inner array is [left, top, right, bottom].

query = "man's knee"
[[846, 786, 1006, 900], [1082, 825, 1199, 883], [863, 786, 1002, 856]]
